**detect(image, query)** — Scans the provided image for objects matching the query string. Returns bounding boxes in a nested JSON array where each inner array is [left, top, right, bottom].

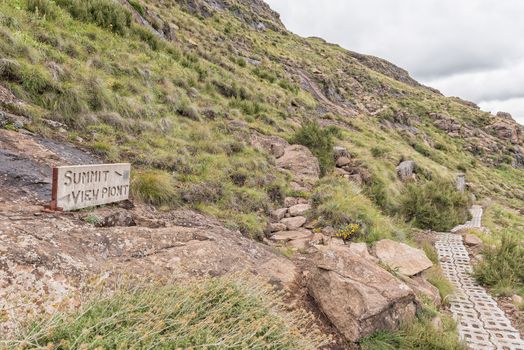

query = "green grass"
[[311, 177, 399, 243], [131, 170, 177, 206], [360, 314, 466, 350], [399, 179, 472, 231], [290, 120, 336, 176], [6, 276, 326, 349], [473, 234, 524, 297], [425, 267, 454, 304]]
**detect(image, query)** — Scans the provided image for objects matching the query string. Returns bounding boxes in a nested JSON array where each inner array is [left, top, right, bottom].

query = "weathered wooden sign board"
[[50, 163, 131, 211]]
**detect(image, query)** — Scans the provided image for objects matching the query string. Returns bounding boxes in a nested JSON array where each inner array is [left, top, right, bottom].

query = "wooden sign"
[[50, 163, 131, 211]]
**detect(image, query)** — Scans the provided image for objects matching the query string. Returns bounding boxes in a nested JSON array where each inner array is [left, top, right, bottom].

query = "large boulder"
[[373, 239, 433, 276], [396, 160, 416, 181], [277, 145, 320, 191], [308, 246, 417, 342], [281, 216, 306, 230]]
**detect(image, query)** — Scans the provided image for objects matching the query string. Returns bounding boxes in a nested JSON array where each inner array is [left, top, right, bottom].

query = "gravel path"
[[436, 208, 524, 350]]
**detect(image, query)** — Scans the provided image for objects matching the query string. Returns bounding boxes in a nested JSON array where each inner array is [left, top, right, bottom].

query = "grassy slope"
[[0, 0, 522, 239]]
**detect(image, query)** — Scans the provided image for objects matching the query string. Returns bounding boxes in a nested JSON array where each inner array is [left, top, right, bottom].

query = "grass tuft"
[[360, 315, 466, 350], [131, 170, 177, 206], [399, 179, 472, 231], [290, 121, 335, 176], [6, 276, 327, 349], [473, 234, 524, 296], [311, 177, 397, 243]]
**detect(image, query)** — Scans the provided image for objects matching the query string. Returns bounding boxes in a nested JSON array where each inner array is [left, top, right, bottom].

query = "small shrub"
[[132, 25, 163, 50], [335, 223, 361, 241], [179, 181, 223, 204], [54, 0, 132, 35], [311, 177, 395, 242], [425, 267, 454, 303], [177, 103, 201, 121], [365, 176, 391, 212], [278, 79, 298, 93], [26, 0, 59, 19], [84, 213, 102, 226], [131, 170, 177, 206], [457, 163, 468, 173], [290, 121, 334, 176], [360, 315, 466, 350], [371, 146, 387, 158], [0, 59, 22, 82], [473, 234, 524, 296], [253, 67, 277, 83], [399, 179, 472, 231], [229, 98, 263, 115], [421, 241, 439, 264]]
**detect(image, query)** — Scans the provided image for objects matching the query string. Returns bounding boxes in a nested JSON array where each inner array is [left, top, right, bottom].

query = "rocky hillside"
[[1, 0, 523, 348]]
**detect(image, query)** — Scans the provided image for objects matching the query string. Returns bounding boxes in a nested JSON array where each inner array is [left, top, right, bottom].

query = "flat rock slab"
[[281, 216, 306, 230], [373, 239, 433, 276], [436, 233, 524, 350], [288, 203, 311, 217], [271, 230, 312, 242]]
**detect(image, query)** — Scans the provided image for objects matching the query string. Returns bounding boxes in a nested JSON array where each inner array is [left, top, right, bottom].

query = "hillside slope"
[[0, 0, 523, 347]]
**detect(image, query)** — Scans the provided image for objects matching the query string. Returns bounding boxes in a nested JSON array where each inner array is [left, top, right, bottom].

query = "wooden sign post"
[[50, 163, 131, 211]]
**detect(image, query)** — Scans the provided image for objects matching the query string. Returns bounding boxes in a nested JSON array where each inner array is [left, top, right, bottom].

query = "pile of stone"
[[268, 198, 314, 250], [332, 146, 367, 184]]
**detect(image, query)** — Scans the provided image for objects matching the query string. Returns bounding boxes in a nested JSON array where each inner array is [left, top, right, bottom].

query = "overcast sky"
[[264, 0, 524, 125]]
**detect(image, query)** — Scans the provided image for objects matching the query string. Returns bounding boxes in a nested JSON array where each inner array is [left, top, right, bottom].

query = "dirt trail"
[[436, 209, 524, 350]]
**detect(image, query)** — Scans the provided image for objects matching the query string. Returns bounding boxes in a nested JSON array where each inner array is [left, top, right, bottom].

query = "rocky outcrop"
[[485, 118, 522, 145], [431, 113, 463, 137], [373, 239, 433, 276], [0, 205, 298, 335], [250, 133, 288, 158], [178, 0, 284, 31], [281, 216, 307, 230], [277, 145, 320, 192], [347, 51, 422, 88], [308, 246, 417, 342]]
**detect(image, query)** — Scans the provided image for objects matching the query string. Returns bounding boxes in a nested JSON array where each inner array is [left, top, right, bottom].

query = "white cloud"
[[424, 60, 524, 102], [264, 0, 524, 123]]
